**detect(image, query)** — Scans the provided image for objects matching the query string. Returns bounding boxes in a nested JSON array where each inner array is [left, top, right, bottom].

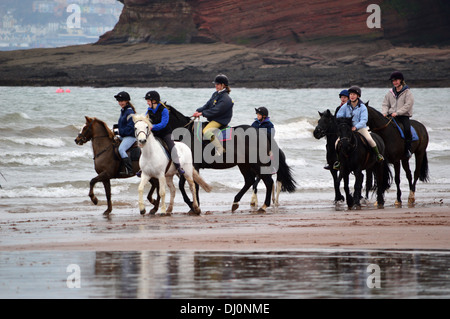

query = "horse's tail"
[[419, 151, 430, 182], [380, 160, 393, 192], [193, 169, 212, 193], [276, 149, 297, 193]]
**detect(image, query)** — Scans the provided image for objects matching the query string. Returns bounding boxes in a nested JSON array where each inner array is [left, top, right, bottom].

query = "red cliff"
[[99, 0, 450, 48]]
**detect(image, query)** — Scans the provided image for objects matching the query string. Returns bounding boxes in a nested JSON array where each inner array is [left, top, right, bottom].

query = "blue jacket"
[[251, 117, 275, 138], [118, 105, 135, 137], [336, 99, 368, 130], [196, 90, 234, 125], [146, 104, 171, 136]]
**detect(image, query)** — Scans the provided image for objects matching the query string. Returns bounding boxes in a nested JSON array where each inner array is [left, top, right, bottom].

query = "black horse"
[[335, 117, 392, 209], [166, 106, 296, 213], [366, 106, 429, 207], [313, 109, 346, 203]]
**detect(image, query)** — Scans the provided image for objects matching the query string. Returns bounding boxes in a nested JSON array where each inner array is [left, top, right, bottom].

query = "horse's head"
[[132, 114, 153, 147], [336, 117, 354, 152], [75, 116, 94, 145], [314, 109, 335, 139]]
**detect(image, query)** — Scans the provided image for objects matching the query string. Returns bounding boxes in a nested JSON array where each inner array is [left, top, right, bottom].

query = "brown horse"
[[367, 106, 429, 206], [75, 116, 160, 215]]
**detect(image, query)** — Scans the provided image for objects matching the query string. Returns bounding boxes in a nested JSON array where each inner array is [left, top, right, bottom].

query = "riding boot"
[[372, 146, 384, 162], [174, 162, 185, 175], [405, 139, 412, 158], [121, 157, 134, 177], [210, 135, 225, 156]]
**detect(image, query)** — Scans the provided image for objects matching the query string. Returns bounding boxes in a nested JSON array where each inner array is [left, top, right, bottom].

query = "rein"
[[370, 116, 393, 132]]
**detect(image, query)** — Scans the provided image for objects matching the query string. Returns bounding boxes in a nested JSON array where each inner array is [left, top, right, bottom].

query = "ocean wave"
[[1, 149, 92, 166], [0, 136, 66, 148], [0, 112, 30, 122], [275, 118, 315, 140]]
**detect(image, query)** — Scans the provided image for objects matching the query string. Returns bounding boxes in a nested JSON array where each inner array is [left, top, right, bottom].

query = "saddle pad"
[[393, 119, 419, 141], [219, 126, 233, 142]]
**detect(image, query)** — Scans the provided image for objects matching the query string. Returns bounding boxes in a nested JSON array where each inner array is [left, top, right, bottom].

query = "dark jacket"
[[146, 103, 172, 137], [251, 117, 275, 138], [196, 90, 234, 125], [118, 105, 135, 137]]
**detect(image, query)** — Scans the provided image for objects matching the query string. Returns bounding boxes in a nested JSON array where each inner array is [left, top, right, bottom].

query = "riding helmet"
[[339, 89, 349, 98], [114, 91, 131, 101], [389, 71, 404, 81], [255, 107, 269, 117], [144, 90, 160, 102], [348, 86, 361, 97], [212, 74, 229, 86]]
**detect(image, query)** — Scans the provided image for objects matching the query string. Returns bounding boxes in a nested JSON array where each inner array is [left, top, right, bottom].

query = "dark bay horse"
[[75, 116, 160, 215], [367, 106, 429, 206], [336, 117, 392, 209], [165, 106, 297, 213]]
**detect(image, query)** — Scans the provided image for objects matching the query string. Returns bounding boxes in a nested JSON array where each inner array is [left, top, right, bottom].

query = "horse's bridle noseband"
[[134, 120, 150, 140]]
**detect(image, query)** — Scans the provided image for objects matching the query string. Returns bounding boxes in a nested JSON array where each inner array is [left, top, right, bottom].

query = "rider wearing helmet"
[[115, 91, 136, 177], [145, 90, 185, 175], [334, 86, 384, 170], [382, 71, 414, 158], [251, 107, 275, 138], [192, 74, 234, 156]]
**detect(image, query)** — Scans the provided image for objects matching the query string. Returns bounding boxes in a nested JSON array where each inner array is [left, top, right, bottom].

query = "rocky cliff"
[[99, 0, 450, 48]]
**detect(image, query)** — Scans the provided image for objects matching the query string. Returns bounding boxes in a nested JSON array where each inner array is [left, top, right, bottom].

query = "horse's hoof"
[[395, 200, 402, 208], [250, 202, 257, 208], [377, 204, 385, 209], [140, 209, 146, 215], [354, 205, 362, 210], [257, 208, 266, 214], [91, 197, 98, 205], [231, 202, 239, 212], [103, 210, 111, 216]]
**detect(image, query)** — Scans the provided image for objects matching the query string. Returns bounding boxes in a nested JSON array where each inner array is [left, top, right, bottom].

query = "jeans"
[[119, 136, 136, 158]]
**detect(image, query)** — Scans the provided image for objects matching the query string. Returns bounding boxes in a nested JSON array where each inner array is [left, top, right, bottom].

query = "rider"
[[115, 91, 136, 177], [251, 107, 275, 138], [144, 90, 185, 175], [192, 74, 234, 156], [381, 71, 414, 158], [333, 86, 384, 170]]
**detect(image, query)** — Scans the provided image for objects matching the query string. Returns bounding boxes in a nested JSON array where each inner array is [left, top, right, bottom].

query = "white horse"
[[132, 114, 211, 216]]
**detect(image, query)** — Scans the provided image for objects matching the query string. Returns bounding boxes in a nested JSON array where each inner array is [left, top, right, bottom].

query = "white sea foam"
[[0, 136, 66, 148]]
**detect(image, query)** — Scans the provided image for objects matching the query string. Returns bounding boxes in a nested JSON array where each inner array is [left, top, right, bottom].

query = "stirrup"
[[377, 154, 384, 162], [333, 161, 340, 170]]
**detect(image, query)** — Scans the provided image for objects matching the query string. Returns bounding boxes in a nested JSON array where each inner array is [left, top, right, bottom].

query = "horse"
[[132, 114, 212, 216], [75, 116, 161, 215], [335, 117, 392, 209], [161, 106, 296, 213], [366, 105, 429, 206], [313, 109, 346, 203]]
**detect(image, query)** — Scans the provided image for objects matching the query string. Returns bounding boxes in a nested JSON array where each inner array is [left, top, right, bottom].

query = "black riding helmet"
[[255, 107, 269, 117], [213, 74, 229, 86], [144, 90, 160, 102], [348, 86, 362, 97], [389, 71, 404, 81], [114, 91, 130, 101]]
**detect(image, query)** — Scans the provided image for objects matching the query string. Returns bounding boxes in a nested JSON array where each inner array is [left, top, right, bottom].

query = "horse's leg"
[[365, 168, 373, 200], [343, 172, 354, 209], [178, 174, 194, 213], [157, 176, 167, 215], [148, 178, 160, 215], [186, 175, 201, 215], [258, 174, 274, 213], [375, 164, 385, 209], [353, 170, 363, 210], [250, 178, 260, 208], [393, 161, 402, 207], [88, 171, 111, 213], [102, 178, 112, 216], [401, 158, 415, 205], [232, 167, 256, 212], [274, 179, 281, 207], [331, 169, 345, 203], [138, 173, 150, 215], [166, 175, 176, 215]]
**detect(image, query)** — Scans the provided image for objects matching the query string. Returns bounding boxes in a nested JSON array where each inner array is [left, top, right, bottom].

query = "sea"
[[1, 86, 450, 214]]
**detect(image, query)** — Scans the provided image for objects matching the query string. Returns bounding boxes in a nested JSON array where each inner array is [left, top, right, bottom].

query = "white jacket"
[[381, 86, 414, 117]]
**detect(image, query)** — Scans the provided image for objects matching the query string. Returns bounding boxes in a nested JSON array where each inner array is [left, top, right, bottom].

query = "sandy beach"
[[1, 201, 449, 252]]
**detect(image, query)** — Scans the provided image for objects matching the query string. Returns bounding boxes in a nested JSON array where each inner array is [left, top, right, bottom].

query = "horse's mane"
[[132, 114, 152, 127], [162, 103, 190, 123], [92, 117, 115, 139]]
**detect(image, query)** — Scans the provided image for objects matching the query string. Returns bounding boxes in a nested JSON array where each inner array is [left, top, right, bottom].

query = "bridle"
[[134, 120, 150, 140], [369, 116, 394, 132]]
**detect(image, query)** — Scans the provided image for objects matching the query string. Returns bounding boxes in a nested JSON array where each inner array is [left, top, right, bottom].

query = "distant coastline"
[[0, 42, 449, 88]]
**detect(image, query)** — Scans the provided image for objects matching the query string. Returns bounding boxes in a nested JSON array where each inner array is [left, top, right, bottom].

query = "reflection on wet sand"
[[2, 250, 448, 298]]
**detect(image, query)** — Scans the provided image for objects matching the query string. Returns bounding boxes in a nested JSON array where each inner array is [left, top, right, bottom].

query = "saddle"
[[194, 121, 232, 143], [113, 141, 141, 162], [392, 118, 419, 141]]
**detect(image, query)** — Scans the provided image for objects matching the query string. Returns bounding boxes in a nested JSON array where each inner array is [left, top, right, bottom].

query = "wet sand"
[[1, 201, 449, 252]]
